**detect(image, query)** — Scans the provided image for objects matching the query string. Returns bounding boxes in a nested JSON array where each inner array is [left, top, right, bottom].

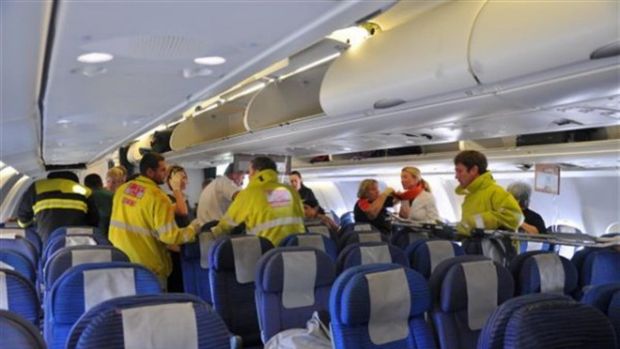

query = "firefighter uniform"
[[108, 175, 197, 283], [212, 169, 305, 246], [17, 178, 98, 242]]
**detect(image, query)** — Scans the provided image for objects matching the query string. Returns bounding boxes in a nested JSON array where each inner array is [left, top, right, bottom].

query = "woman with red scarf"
[[395, 167, 440, 223], [354, 179, 395, 234]]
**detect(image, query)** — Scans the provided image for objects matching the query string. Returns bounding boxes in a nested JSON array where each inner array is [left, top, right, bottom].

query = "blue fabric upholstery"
[[391, 228, 430, 250], [44, 261, 161, 349], [338, 225, 386, 251], [0, 310, 46, 349], [509, 251, 578, 296], [0, 227, 42, 256], [340, 212, 355, 227], [209, 235, 273, 346], [0, 248, 36, 284], [43, 245, 129, 291], [255, 247, 336, 342], [0, 236, 38, 270], [406, 240, 464, 279], [582, 283, 620, 348], [581, 250, 620, 288], [47, 226, 99, 246], [279, 233, 338, 260], [479, 293, 617, 349], [42, 233, 110, 269], [428, 255, 514, 349], [337, 242, 408, 273], [182, 222, 219, 302], [66, 294, 231, 349], [329, 263, 436, 349], [0, 269, 39, 325]]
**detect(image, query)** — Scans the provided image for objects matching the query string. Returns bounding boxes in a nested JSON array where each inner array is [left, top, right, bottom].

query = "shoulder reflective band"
[[33, 199, 87, 214], [366, 268, 410, 344], [462, 260, 498, 330], [248, 217, 305, 236]]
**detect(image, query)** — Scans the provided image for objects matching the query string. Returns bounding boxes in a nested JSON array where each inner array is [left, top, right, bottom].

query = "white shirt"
[[197, 176, 240, 224], [403, 190, 440, 223]]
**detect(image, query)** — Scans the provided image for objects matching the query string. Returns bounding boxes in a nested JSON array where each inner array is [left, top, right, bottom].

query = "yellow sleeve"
[[152, 192, 196, 245], [460, 191, 523, 234], [211, 190, 250, 237]]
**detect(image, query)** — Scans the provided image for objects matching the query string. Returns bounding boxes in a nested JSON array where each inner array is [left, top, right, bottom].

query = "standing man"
[[84, 173, 113, 237], [109, 152, 199, 287], [196, 163, 244, 225], [18, 171, 98, 243], [209, 156, 305, 246], [454, 150, 523, 235], [289, 171, 317, 203]]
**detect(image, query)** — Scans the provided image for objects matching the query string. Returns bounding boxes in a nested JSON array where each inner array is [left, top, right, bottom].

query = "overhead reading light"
[[194, 56, 226, 65], [77, 52, 114, 63], [327, 23, 379, 48]]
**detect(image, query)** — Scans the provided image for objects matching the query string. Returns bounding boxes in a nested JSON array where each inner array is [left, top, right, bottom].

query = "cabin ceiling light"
[[77, 52, 114, 63], [194, 56, 226, 65]]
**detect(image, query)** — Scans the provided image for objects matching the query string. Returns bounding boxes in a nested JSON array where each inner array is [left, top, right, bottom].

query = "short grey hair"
[[507, 181, 532, 208]]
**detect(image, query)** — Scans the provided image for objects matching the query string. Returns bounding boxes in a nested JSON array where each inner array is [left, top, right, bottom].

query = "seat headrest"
[[407, 239, 464, 278], [337, 242, 408, 272], [583, 250, 620, 286], [518, 252, 577, 295], [429, 255, 514, 331], [209, 236, 273, 284], [45, 246, 129, 287], [257, 247, 335, 291], [330, 264, 429, 345], [0, 229, 25, 239], [480, 294, 617, 349], [581, 283, 620, 313], [306, 225, 331, 238]]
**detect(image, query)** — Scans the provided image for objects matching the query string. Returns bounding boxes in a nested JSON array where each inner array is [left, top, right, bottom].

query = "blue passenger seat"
[[0, 248, 36, 284], [330, 263, 436, 348], [581, 283, 620, 347], [0, 310, 46, 349], [255, 247, 336, 342], [509, 251, 578, 296], [181, 230, 218, 304], [406, 240, 464, 279], [336, 242, 408, 273], [0, 269, 40, 325], [429, 255, 514, 349], [0, 227, 42, 256], [279, 233, 338, 260]]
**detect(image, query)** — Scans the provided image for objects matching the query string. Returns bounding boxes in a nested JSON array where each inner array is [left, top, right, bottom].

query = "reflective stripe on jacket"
[[212, 169, 305, 246], [109, 176, 196, 278], [456, 172, 523, 235]]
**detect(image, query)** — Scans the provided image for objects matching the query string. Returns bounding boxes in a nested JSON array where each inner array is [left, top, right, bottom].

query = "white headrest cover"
[[360, 245, 392, 265], [427, 241, 455, 273], [462, 260, 498, 330], [307, 225, 330, 237], [282, 251, 317, 309], [366, 268, 410, 344], [122, 302, 198, 349], [71, 249, 112, 266], [354, 224, 373, 232], [296, 235, 326, 252], [358, 233, 381, 243], [66, 236, 97, 247], [0, 261, 15, 271], [199, 233, 215, 269], [0, 229, 25, 239], [83, 268, 136, 310], [533, 253, 565, 294], [231, 237, 262, 284], [66, 227, 94, 235], [0, 271, 7, 310]]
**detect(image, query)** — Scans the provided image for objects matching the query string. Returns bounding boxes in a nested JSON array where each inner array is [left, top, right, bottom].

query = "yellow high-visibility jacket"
[[109, 176, 196, 278], [456, 172, 524, 236], [212, 169, 305, 246]]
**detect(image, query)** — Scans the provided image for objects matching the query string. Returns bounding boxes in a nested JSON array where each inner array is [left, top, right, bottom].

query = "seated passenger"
[[396, 166, 440, 224], [303, 198, 339, 234], [84, 173, 113, 237], [353, 179, 395, 234], [289, 170, 317, 202], [507, 182, 546, 234]]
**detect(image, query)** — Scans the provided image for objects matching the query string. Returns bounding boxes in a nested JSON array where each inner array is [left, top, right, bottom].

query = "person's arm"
[[17, 184, 35, 228], [520, 222, 540, 234], [153, 192, 197, 245], [169, 172, 189, 216], [363, 188, 394, 220], [460, 191, 523, 234], [210, 190, 249, 238]]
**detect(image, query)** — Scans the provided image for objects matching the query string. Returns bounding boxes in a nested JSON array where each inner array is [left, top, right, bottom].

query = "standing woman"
[[396, 167, 440, 223], [354, 179, 395, 234], [166, 165, 190, 292]]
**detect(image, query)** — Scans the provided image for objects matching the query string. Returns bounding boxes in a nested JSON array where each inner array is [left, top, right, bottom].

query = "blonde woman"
[[354, 179, 395, 234], [396, 167, 440, 223], [105, 166, 126, 192]]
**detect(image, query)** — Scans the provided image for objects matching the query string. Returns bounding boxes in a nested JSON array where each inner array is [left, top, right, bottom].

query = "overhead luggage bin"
[[319, 1, 483, 117]]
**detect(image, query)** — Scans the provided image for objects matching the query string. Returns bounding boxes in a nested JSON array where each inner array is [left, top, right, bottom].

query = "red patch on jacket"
[[125, 183, 145, 198]]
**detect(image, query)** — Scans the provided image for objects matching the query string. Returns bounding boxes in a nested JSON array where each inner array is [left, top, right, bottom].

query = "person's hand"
[[169, 171, 185, 192], [382, 187, 395, 196]]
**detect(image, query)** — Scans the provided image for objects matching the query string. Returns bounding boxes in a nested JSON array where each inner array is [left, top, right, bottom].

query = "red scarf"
[[395, 183, 424, 201]]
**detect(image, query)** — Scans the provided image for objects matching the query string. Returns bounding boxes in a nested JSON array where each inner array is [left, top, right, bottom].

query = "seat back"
[[255, 247, 336, 342], [330, 264, 436, 348], [581, 283, 620, 348], [0, 235, 38, 269], [0, 227, 42, 256], [340, 212, 355, 227], [47, 226, 98, 246], [45, 262, 161, 349], [42, 233, 109, 268], [479, 293, 617, 349], [0, 269, 39, 325], [0, 248, 36, 284], [209, 235, 273, 346], [337, 242, 407, 273], [581, 250, 620, 289], [44, 245, 129, 290], [0, 310, 46, 349], [304, 221, 333, 238], [181, 230, 218, 304], [510, 251, 578, 296], [406, 240, 464, 279], [391, 227, 430, 250], [429, 255, 514, 349], [279, 233, 338, 260], [68, 294, 231, 349], [339, 224, 384, 249]]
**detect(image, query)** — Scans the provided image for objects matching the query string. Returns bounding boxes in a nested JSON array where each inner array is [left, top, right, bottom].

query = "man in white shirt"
[[196, 163, 244, 224]]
